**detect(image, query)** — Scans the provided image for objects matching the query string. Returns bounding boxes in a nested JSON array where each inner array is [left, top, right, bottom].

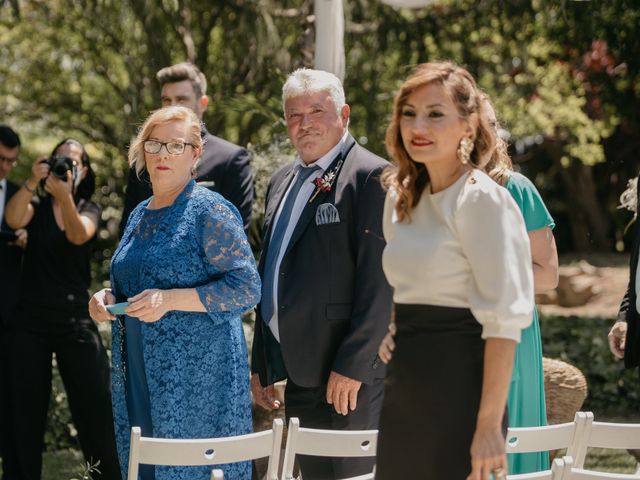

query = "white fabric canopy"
[[314, 0, 345, 81], [313, 0, 436, 79]]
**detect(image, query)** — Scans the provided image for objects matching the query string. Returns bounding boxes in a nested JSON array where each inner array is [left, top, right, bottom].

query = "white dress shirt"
[[268, 132, 348, 341]]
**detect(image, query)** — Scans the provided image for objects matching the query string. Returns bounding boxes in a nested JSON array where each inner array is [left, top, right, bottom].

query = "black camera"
[[43, 155, 76, 181]]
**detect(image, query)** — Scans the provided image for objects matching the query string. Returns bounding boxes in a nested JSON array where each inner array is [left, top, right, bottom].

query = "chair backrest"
[[127, 418, 284, 480], [573, 421, 640, 468], [210, 469, 224, 480], [506, 412, 594, 460], [507, 456, 568, 480], [281, 417, 378, 480]]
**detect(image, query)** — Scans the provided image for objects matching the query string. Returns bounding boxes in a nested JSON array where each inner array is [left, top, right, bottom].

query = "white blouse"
[[382, 169, 534, 342]]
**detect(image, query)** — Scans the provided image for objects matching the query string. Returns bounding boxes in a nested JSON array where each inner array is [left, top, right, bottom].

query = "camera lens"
[[51, 156, 73, 180]]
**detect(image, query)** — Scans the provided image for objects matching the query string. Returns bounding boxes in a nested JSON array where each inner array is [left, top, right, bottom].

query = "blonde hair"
[[128, 106, 202, 177], [382, 61, 498, 222]]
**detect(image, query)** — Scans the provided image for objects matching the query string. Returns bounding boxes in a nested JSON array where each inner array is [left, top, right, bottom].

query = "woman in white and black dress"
[[375, 61, 534, 480]]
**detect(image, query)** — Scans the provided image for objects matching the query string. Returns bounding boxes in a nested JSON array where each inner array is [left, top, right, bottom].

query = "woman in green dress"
[[485, 105, 559, 474], [502, 170, 557, 473]]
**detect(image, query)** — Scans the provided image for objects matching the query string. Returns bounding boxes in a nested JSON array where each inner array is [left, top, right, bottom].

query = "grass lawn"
[[42, 449, 89, 480], [2, 447, 631, 479]]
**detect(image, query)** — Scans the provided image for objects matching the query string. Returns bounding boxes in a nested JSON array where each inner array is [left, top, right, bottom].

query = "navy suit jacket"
[[120, 126, 253, 235], [0, 180, 23, 329], [617, 200, 640, 369], [251, 137, 392, 388]]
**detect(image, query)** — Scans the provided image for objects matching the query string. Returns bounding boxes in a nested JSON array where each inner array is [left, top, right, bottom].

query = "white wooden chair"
[[573, 421, 640, 469], [281, 417, 377, 480], [561, 455, 640, 480], [210, 469, 224, 480], [506, 456, 568, 479], [127, 418, 284, 480], [506, 412, 594, 462]]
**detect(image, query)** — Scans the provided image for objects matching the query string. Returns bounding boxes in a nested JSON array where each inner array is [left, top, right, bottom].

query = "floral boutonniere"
[[309, 160, 343, 203]]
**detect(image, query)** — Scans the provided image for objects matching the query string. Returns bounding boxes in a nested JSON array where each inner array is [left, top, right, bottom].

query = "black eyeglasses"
[[143, 140, 195, 155], [0, 154, 18, 166]]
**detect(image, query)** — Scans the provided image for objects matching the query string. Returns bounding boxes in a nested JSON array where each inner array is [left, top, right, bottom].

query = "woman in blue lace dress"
[[89, 106, 260, 480]]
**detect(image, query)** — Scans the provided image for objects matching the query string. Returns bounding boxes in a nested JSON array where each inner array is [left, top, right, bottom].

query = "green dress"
[[505, 172, 554, 475]]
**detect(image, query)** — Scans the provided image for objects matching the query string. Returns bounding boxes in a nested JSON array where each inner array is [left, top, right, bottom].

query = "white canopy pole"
[[314, 0, 345, 81], [313, 0, 436, 80]]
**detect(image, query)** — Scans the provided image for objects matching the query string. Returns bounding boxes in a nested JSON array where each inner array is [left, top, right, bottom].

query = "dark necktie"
[[261, 164, 320, 324]]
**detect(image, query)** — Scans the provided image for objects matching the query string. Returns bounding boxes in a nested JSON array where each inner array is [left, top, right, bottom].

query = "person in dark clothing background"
[[119, 62, 253, 235], [609, 177, 640, 384], [0, 125, 26, 480], [4, 138, 120, 480]]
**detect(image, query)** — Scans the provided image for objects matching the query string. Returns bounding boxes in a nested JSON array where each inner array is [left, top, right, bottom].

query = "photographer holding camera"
[[5, 138, 120, 480]]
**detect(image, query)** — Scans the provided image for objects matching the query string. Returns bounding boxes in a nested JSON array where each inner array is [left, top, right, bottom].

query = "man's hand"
[[251, 374, 280, 411], [608, 321, 627, 360], [326, 371, 362, 416]]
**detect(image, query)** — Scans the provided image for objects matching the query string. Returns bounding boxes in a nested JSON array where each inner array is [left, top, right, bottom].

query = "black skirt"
[[375, 304, 505, 480]]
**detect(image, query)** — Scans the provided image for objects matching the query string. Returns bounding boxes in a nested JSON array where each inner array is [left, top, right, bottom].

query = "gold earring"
[[457, 137, 474, 165]]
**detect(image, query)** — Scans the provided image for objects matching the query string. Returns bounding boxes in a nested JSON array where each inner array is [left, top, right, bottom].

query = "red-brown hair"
[[382, 61, 498, 222]]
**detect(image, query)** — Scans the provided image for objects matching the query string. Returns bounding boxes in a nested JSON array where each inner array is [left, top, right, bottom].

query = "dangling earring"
[[457, 137, 474, 165]]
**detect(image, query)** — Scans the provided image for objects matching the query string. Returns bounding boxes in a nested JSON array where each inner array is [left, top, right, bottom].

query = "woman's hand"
[[12, 228, 27, 249], [29, 157, 50, 187], [127, 289, 173, 323], [44, 170, 74, 201], [378, 322, 396, 364], [89, 288, 116, 322], [466, 422, 508, 480]]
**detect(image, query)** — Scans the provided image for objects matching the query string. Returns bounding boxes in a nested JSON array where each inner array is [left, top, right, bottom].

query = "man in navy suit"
[[0, 125, 26, 480], [251, 69, 392, 480], [120, 62, 253, 235]]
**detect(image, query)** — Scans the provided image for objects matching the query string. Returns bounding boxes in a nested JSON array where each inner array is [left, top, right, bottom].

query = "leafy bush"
[[540, 314, 640, 419], [246, 135, 295, 256]]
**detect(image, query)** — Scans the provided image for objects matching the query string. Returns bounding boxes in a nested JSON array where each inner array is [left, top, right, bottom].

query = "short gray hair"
[[282, 68, 346, 115]]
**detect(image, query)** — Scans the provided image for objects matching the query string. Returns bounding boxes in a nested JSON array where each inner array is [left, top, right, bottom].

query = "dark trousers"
[[284, 377, 384, 480], [11, 317, 121, 480], [1, 328, 18, 480]]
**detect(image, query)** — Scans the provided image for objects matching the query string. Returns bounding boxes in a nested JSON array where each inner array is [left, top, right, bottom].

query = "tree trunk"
[[555, 156, 611, 252]]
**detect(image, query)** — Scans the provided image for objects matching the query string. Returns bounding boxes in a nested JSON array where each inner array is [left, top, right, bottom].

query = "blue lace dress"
[[110, 180, 260, 480]]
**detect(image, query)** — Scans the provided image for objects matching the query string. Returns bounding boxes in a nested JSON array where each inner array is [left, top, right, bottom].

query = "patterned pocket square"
[[316, 203, 340, 225]]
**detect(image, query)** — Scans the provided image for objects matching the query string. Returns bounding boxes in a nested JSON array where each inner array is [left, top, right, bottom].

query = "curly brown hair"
[[481, 94, 513, 187], [382, 61, 499, 222]]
